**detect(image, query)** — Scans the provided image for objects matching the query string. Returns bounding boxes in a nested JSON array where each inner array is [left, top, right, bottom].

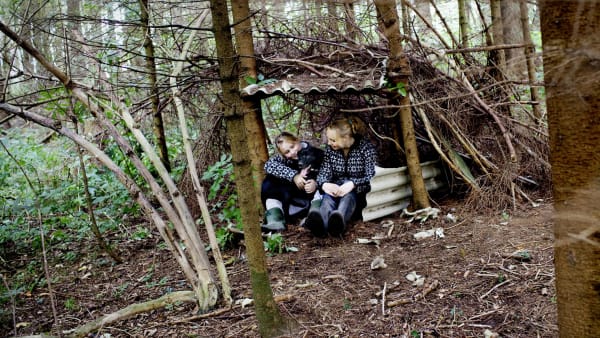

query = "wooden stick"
[[480, 279, 511, 299], [386, 279, 440, 307]]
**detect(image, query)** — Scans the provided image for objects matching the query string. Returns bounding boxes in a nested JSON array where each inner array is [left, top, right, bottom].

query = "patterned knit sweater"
[[263, 141, 309, 182], [317, 136, 377, 195]]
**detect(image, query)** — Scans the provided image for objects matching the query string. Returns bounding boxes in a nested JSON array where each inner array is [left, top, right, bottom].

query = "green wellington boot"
[[262, 207, 286, 232], [303, 199, 326, 237]]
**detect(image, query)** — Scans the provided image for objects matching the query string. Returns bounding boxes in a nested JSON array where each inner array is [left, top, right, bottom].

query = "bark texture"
[[374, 0, 430, 209], [541, 1, 600, 336], [231, 0, 269, 202], [209, 1, 292, 336]]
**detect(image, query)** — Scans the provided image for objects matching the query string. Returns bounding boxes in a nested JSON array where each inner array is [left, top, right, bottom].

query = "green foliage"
[[263, 233, 284, 254], [64, 297, 79, 311], [244, 73, 276, 86], [384, 80, 407, 97], [215, 226, 234, 250], [497, 272, 506, 284], [201, 154, 242, 230], [146, 276, 169, 288], [0, 129, 139, 259], [112, 282, 130, 298], [132, 226, 151, 240], [262, 233, 297, 255]]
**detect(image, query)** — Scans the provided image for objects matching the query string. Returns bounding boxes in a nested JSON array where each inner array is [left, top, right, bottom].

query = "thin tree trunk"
[[501, 0, 525, 79], [76, 132, 123, 264], [374, 0, 430, 209], [458, 0, 469, 47], [519, 0, 543, 123], [169, 9, 232, 307], [343, 0, 358, 42], [139, 0, 171, 172], [208, 1, 293, 336], [541, 1, 600, 336], [401, 0, 409, 37], [490, 0, 507, 74], [231, 0, 269, 203]]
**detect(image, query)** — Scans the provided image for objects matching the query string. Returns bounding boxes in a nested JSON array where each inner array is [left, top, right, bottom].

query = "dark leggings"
[[261, 175, 314, 218]]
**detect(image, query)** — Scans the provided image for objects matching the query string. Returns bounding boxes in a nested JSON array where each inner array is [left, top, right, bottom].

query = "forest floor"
[[3, 198, 558, 338]]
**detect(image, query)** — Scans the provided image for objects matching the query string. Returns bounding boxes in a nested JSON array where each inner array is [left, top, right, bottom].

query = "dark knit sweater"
[[263, 141, 309, 182], [317, 136, 376, 195]]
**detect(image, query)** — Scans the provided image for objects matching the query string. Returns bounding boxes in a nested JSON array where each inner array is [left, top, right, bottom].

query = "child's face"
[[278, 140, 301, 160], [326, 129, 354, 151]]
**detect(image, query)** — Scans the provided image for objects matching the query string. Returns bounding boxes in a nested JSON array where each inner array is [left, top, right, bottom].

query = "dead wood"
[[386, 279, 440, 308], [63, 291, 197, 338]]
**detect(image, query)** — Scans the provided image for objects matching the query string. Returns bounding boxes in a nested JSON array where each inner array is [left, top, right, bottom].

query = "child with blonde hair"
[[304, 117, 376, 237], [261, 132, 323, 231]]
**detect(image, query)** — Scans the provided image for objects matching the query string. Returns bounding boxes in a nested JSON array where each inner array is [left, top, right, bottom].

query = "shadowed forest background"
[[0, 0, 598, 337]]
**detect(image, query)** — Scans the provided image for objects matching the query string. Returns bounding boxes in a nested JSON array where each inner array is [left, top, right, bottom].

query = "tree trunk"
[[374, 0, 430, 210], [327, 0, 339, 40], [458, 0, 469, 47], [231, 0, 269, 203], [541, 1, 600, 336], [209, 1, 293, 336], [342, 0, 357, 42], [501, 0, 525, 79], [401, 0, 409, 37], [519, 0, 543, 123], [139, 0, 171, 172], [413, 0, 431, 32], [490, 0, 506, 74]]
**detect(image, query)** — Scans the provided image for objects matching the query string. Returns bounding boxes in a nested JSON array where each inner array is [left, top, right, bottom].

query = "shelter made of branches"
[[241, 11, 550, 211]]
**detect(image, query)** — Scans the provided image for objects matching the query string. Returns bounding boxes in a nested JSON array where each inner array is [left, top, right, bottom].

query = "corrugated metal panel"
[[362, 161, 446, 222], [241, 78, 384, 98]]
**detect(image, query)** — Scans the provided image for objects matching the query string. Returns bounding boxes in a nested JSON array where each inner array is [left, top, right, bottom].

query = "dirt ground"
[[3, 199, 558, 338]]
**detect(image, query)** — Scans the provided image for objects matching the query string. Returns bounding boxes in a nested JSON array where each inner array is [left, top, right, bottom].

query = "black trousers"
[[261, 174, 314, 219]]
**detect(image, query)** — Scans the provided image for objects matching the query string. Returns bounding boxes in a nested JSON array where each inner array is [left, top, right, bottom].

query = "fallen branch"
[[64, 291, 197, 337], [175, 294, 296, 323], [480, 279, 511, 299], [386, 279, 439, 307]]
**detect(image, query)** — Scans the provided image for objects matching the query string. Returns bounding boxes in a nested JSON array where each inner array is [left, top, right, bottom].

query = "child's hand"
[[293, 174, 306, 190], [299, 165, 311, 178], [304, 179, 317, 194], [338, 181, 355, 196]]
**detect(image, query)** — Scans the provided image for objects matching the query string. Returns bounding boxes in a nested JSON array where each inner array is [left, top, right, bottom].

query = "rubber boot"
[[328, 194, 356, 236], [303, 199, 326, 237], [262, 207, 286, 232]]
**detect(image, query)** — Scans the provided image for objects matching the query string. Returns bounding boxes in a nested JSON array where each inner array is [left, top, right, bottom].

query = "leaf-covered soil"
[[3, 199, 558, 337]]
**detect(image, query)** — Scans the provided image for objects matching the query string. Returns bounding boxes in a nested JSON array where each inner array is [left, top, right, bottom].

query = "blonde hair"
[[274, 132, 299, 155], [326, 117, 366, 137]]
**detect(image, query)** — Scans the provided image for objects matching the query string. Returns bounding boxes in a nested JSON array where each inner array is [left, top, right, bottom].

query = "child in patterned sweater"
[[261, 132, 323, 231], [304, 118, 376, 237]]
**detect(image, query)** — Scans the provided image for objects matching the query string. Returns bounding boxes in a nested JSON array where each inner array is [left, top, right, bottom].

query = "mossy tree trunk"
[[209, 1, 293, 336], [541, 1, 600, 336], [231, 0, 269, 203], [374, 0, 430, 210]]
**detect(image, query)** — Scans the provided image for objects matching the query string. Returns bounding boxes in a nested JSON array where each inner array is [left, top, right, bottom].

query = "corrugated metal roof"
[[241, 65, 386, 98]]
